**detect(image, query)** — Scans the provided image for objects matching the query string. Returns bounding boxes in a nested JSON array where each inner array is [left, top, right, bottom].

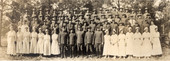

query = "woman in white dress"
[[103, 30, 111, 58], [51, 28, 60, 55], [150, 21, 157, 34], [16, 27, 23, 55], [125, 27, 134, 58], [133, 27, 142, 59], [7, 26, 17, 55], [118, 30, 126, 59], [43, 29, 51, 56], [30, 27, 38, 54], [151, 27, 162, 56], [23, 27, 30, 54], [141, 27, 152, 59], [110, 29, 119, 59], [37, 28, 44, 56]]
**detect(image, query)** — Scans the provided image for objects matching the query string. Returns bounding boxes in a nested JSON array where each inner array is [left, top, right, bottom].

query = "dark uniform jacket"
[[69, 33, 76, 45], [76, 31, 84, 44], [84, 32, 93, 44], [58, 32, 68, 45], [94, 31, 104, 44]]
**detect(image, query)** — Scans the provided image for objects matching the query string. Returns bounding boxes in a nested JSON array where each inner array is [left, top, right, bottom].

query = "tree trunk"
[[0, 0, 3, 46]]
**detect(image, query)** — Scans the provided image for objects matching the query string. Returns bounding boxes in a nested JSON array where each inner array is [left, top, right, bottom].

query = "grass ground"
[[0, 45, 170, 61]]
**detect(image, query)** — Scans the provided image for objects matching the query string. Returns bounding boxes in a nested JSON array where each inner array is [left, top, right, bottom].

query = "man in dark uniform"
[[130, 9, 136, 19], [111, 7, 118, 16], [114, 15, 120, 24], [93, 27, 104, 58], [50, 18, 56, 31], [67, 20, 75, 33], [76, 27, 84, 57], [110, 21, 118, 34], [124, 8, 130, 18], [38, 9, 44, 26], [31, 17, 39, 30], [100, 14, 106, 23], [118, 7, 124, 17], [118, 23, 125, 34], [44, 16, 50, 26], [89, 20, 96, 32], [41, 21, 49, 33], [68, 29, 76, 58], [84, 27, 93, 57], [58, 27, 68, 58], [141, 20, 150, 33], [143, 7, 150, 19], [121, 14, 128, 25]]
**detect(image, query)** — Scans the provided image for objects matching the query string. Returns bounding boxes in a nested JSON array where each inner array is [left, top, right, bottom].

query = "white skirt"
[[7, 39, 16, 55], [141, 39, 152, 56], [16, 41, 22, 54], [30, 38, 37, 54], [103, 42, 111, 55], [22, 39, 30, 54], [37, 39, 44, 54], [133, 39, 142, 57], [152, 38, 162, 55], [110, 43, 119, 56], [51, 41, 60, 55], [118, 40, 126, 56], [126, 38, 134, 55], [43, 40, 51, 56]]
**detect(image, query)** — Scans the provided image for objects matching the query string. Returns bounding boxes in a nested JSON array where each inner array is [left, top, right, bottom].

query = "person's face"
[[112, 31, 115, 35], [33, 28, 36, 32], [69, 21, 72, 23], [70, 30, 73, 33], [106, 31, 109, 35], [62, 28, 65, 32], [120, 9, 123, 11], [126, 10, 128, 12], [136, 29, 139, 32], [97, 28, 100, 31], [10, 27, 13, 31], [26, 28, 28, 32], [52, 21, 55, 24], [39, 29, 42, 33], [138, 16, 142, 18], [129, 29, 132, 32], [78, 28, 81, 31], [145, 10, 148, 13], [88, 29, 91, 32], [151, 22, 154, 25], [45, 30, 48, 34], [18, 28, 21, 32], [145, 29, 148, 32], [53, 30, 56, 34]]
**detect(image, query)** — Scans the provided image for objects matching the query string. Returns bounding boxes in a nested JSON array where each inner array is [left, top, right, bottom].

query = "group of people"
[[7, 4, 163, 59]]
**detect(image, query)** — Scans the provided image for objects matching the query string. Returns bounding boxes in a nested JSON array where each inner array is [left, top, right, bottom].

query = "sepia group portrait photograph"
[[0, 0, 170, 61]]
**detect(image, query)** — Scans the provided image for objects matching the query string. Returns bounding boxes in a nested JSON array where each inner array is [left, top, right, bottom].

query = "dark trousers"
[[86, 43, 93, 55], [69, 45, 75, 57], [95, 43, 102, 57], [60, 44, 66, 58], [77, 43, 83, 56]]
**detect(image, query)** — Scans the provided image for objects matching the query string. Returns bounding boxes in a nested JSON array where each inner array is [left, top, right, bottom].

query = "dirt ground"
[[0, 45, 170, 61]]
